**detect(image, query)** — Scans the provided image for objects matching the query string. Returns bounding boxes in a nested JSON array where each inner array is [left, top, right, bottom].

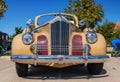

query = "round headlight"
[[86, 31, 97, 44], [22, 32, 34, 45]]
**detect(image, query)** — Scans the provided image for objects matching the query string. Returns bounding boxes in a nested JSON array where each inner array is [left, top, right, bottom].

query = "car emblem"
[[57, 55, 65, 64]]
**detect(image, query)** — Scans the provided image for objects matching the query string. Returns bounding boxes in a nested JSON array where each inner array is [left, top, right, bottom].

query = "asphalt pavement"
[[0, 56, 120, 82]]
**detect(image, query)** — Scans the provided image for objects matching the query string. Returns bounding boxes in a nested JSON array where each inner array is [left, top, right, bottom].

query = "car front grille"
[[51, 20, 69, 55]]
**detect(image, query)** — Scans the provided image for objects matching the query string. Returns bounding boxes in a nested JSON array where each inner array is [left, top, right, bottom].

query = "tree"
[[10, 27, 23, 40], [64, 0, 104, 29], [0, 0, 7, 18], [96, 21, 115, 45]]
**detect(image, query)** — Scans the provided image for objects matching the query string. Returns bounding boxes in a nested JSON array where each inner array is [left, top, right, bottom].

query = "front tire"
[[87, 63, 103, 75], [15, 63, 28, 77]]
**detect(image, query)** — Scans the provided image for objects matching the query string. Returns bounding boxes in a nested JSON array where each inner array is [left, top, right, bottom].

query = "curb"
[[107, 54, 111, 58]]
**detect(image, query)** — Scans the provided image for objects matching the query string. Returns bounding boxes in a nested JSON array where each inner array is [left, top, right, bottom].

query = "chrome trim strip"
[[33, 44, 38, 66], [11, 55, 109, 64]]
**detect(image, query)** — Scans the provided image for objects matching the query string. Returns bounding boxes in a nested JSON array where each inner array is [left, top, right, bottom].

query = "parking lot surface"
[[0, 56, 120, 82]]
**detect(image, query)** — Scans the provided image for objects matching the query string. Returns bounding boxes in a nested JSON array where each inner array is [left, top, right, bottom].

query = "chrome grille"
[[51, 20, 69, 55]]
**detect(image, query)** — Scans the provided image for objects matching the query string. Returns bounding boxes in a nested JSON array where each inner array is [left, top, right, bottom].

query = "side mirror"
[[26, 19, 34, 31], [79, 20, 89, 31], [79, 20, 86, 26], [26, 19, 34, 27]]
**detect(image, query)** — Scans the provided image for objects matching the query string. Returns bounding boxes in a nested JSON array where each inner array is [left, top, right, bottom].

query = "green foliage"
[[64, 0, 104, 28], [0, 53, 11, 56], [0, 0, 7, 18], [10, 27, 23, 41], [96, 21, 116, 44]]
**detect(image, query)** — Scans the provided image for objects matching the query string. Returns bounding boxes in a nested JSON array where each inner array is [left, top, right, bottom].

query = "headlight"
[[86, 31, 97, 44], [22, 32, 34, 45]]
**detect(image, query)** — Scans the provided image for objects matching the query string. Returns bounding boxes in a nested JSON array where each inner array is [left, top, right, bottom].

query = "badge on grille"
[[57, 55, 65, 64]]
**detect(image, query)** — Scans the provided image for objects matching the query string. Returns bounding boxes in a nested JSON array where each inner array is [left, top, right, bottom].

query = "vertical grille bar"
[[61, 21, 69, 55], [51, 21, 60, 55], [51, 20, 69, 55]]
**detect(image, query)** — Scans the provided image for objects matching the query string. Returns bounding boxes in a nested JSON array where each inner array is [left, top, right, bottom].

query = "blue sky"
[[0, 0, 120, 35]]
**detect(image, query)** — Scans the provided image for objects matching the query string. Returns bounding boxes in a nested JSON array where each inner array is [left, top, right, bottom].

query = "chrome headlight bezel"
[[22, 32, 34, 45], [86, 31, 97, 44]]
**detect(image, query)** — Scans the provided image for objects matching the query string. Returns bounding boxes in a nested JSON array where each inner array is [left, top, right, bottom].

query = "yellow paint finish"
[[89, 33, 107, 55], [12, 34, 33, 55], [69, 32, 106, 56], [12, 17, 106, 56], [12, 27, 50, 55]]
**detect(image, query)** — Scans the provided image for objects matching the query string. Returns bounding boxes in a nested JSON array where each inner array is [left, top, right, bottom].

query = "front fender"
[[70, 32, 106, 56], [12, 34, 33, 55]]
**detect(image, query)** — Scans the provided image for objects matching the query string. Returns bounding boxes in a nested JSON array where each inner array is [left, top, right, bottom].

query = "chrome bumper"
[[11, 55, 109, 65], [11, 44, 109, 66]]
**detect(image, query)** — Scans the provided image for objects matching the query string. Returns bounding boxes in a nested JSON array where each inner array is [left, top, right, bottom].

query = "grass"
[[107, 52, 113, 54], [0, 53, 11, 56]]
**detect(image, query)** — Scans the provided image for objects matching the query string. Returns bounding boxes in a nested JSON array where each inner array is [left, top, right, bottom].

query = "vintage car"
[[111, 38, 120, 56], [0, 32, 11, 54], [11, 13, 109, 77]]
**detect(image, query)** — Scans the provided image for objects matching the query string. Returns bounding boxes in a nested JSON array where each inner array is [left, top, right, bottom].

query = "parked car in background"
[[0, 32, 11, 54], [111, 38, 120, 56], [11, 13, 109, 77]]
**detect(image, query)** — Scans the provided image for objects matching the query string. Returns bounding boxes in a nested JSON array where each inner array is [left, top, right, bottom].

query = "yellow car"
[[11, 13, 109, 77]]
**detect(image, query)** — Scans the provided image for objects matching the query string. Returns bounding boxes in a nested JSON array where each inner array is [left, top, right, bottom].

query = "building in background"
[[114, 22, 120, 32]]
